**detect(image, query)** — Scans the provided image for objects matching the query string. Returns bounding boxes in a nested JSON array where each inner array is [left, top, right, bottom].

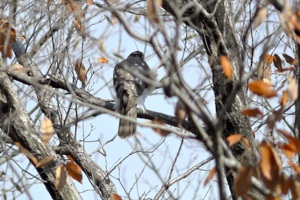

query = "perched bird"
[[113, 51, 151, 138]]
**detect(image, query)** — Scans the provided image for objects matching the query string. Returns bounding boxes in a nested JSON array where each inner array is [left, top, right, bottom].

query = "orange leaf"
[[277, 129, 300, 154], [242, 108, 263, 118], [147, 0, 162, 23], [111, 193, 122, 200], [248, 80, 277, 98], [41, 117, 54, 143], [204, 167, 216, 186], [280, 173, 289, 195], [220, 55, 233, 79], [98, 57, 109, 64], [243, 137, 251, 148], [75, 59, 87, 86], [234, 166, 253, 195], [151, 119, 171, 137], [66, 161, 82, 183], [259, 140, 281, 181], [55, 165, 67, 192], [226, 134, 243, 146], [15, 142, 38, 166], [263, 54, 274, 64], [289, 161, 300, 176], [279, 143, 296, 158], [280, 90, 289, 106], [36, 155, 56, 168]]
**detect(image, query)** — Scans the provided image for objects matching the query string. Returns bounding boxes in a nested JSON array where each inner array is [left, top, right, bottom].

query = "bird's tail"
[[118, 106, 137, 138]]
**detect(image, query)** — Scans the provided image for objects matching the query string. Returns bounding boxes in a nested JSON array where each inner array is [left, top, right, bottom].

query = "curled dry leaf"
[[253, 7, 267, 29], [98, 57, 109, 64], [41, 117, 54, 143], [55, 165, 67, 192], [66, 160, 83, 183], [147, 0, 162, 23], [111, 193, 122, 200], [259, 140, 281, 181], [242, 108, 263, 118], [75, 59, 87, 86], [204, 167, 216, 186], [234, 166, 253, 195], [15, 142, 38, 166], [282, 53, 297, 65], [220, 55, 233, 79], [226, 134, 243, 146], [248, 80, 277, 98], [36, 155, 56, 168], [273, 54, 283, 71], [151, 119, 171, 137]]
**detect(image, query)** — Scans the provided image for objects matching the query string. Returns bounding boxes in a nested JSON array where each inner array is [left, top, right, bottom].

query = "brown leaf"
[[183, 33, 197, 41], [242, 108, 263, 118], [289, 160, 300, 176], [75, 59, 87, 86], [73, 19, 86, 38], [55, 165, 67, 192], [234, 166, 253, 195], [276, 67, 295, 72], [226, 134, 243, 146], [175, 101, 187, 125], [277, 129, 300, 154], [279, 143, 296, 158], [243, 137, 251, 148], [273, 54, 283, 71], [15, 142, 38, 166], [204, 167, 216, 186], [98, 57, 109, 64], [280, 90, 289, 106], [280, 173, 289, 195], [282, 53, 297, 65], [147, 0, 162, 23], [267, 107, 284, 129], [263, 54, 274, 64], [134, 15, 141, 22], [41, 117, 54, 143], [257, 61, 272, 83], [66, 160, 83, 183], [151, 119, 171, 137], [287, 76, 298, 102], [36, 155, 56, 168], [220, 55, 233, 79], [259, 140, 281, 181], [253, 7, 267, 29], [248, 80, 277, 98], [111, 193, 122, 200], [290, 177, 300, 198]]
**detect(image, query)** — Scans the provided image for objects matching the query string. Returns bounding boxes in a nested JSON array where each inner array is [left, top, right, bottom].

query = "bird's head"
[[128, 51, 144, 60]]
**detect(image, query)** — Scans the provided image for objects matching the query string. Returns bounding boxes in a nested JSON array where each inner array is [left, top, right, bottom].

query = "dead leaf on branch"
[[15, 142, 38, 166], [66, 155, 83, 183], [241, 108, 263, 118], [150, 119, 171, 137], [226, 134, 243, 146], [253, 7, 267, 29], [111, 193, 122, 200], [36, 155, 56, 168], [147, 0, 162, 23], [267, 107, 284, 129], [273, 54, 283, 71], [55, 165, 67, 192], [234, 165, 253, 195], [175, 101, 187, 126], [259, 140, 281, 181], [203, 167, 216, 186], [75, 59, 87, 87], [248, 80, 277, 98], [98, 57, 109, 64], [287, 76, 298, 102], [220, 55, 233, 79], [282, 53, 297, 65], [41, 117, 54, 143]]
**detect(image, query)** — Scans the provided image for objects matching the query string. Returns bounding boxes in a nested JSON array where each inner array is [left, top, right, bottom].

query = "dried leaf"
[[134, 15, 141, 22], [287, 76, 298, 102], [36, 155, 55, 168], [290, 177, 300, 198], [276, 67, 294, 72], [66, 160, 83, 183], [220, 55, 233, 79], [111, 194, 122, 200], [75, 59, 87, 86], [242, 108, 263, 118], [280, 90, 289, 106], [226, 134, 243, 146], [289, 160, 300, 176], [7, 64, 30, 75], [175, 101, 187, 125], [259, 140, 281, 181], [280, 173, 289, 195], [147, 0, 162, 23], [267, 107, 284, 129], [282, 53, 297, 65], [263, 54, 274, 64], [234, 166, 253, 195], [273, 54, 283, 71], [73, 19, 86, 38], [257, 61, 272, 83], [41, 117, 54, 143], [243, 137, 251, 148], [248, 80, 277, 98], [15, 142, 38, 166], [55, 165, 67, 192], [277, 129, 300, 154], [98, 57, 109, 64], [279, 143, 296, 158], [183, 33, 197, 41], [204, 167, 216, 186], [253, 7, 267, 29], [151, 119, 171, 137]]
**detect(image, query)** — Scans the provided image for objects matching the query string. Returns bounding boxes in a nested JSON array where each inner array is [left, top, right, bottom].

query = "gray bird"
[[113, 51, 151, 138]]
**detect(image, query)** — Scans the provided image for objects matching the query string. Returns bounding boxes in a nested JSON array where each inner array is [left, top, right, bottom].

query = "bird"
[[113, 51, 152, 138]]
